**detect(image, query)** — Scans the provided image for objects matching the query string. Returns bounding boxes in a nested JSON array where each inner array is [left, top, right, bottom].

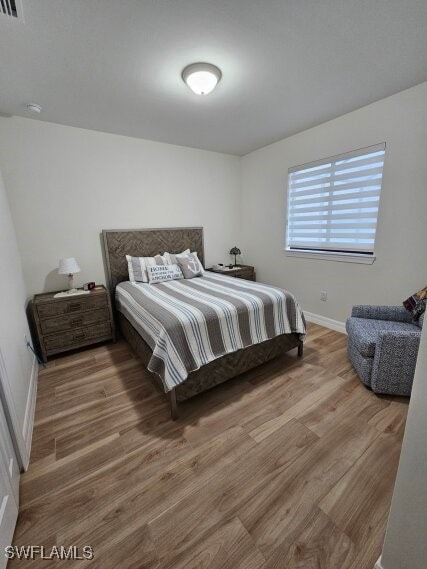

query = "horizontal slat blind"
[[286, 143, 385, 254]]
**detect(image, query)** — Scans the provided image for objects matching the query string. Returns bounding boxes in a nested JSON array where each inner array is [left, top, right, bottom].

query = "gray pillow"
[[177, 253, 203, 279]]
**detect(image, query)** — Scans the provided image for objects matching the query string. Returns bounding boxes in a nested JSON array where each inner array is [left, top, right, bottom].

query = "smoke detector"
[[25, 104, 42, 114]]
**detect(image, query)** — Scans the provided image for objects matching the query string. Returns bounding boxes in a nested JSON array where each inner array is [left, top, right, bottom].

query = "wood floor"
[[11, 323, 408, 568]]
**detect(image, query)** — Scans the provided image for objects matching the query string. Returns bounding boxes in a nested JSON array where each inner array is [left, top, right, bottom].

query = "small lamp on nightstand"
[[54, 257, 89, 298], [229, 246, 241, 267], [58, 257, 80, 291]]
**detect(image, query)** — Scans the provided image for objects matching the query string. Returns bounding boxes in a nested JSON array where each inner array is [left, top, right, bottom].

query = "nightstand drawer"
[[44, 322, 112, 353], [235, 270, 254, 280], [37, 295, 108, 318], [40, 308, 110, 334]]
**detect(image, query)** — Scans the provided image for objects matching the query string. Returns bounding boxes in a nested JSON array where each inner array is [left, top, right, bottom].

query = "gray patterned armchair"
[[346, 305, 423, 396]]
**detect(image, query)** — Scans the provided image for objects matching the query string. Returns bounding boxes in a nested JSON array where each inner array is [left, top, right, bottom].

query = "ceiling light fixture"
[[25, 103, 42, 114], [182, 62, 222, 95]]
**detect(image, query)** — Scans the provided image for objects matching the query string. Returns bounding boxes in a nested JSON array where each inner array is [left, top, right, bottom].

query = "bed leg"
[[298, 341, 304, 358], [169, 388, 178, 420]]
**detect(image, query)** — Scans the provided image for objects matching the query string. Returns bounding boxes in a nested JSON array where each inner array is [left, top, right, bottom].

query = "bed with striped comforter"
[[116, 273, 306, 392]]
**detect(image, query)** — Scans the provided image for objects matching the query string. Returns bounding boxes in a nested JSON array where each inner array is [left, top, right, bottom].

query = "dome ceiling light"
[[182, 62, 222, 95]]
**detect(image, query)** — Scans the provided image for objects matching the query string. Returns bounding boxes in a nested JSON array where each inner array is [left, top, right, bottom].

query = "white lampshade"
[[58, 257, 80, 275]]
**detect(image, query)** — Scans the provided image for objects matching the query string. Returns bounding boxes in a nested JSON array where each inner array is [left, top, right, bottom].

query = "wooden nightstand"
[[206, 264, 256, 281], [31, 285, 115, 363]]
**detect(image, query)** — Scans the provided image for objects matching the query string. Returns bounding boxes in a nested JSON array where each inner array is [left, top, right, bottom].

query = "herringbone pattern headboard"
[[102, 227, 204, 290]]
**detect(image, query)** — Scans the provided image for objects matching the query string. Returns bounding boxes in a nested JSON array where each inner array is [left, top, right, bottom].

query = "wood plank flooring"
[[10, 323, 408, 568]]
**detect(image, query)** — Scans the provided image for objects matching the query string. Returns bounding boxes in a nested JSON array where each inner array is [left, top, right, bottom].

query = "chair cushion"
[[346, 317, 420, 358]]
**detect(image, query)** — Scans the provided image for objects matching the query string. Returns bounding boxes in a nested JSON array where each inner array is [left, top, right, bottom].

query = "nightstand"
[[31, 285, 115, 363], [206, 265, 256, 281]]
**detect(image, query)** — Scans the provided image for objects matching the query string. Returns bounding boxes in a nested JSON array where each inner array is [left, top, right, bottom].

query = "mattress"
[[116, 273, 305, 391]]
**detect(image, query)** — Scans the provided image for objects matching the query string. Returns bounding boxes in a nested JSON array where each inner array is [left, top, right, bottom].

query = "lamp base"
[[54, 289, 91, 298]]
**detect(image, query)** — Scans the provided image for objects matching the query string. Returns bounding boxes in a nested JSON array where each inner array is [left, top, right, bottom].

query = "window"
[[286, 143, 385, 260]]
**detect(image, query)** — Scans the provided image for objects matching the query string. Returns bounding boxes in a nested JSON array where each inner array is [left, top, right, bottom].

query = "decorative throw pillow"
[[403, 285, 427, 321], [177, 251, 204, 273], [177, 253, 203, 279], [126, 254, 167, 283], [147, 264, 183, 284], [163, 249, 190, 265]]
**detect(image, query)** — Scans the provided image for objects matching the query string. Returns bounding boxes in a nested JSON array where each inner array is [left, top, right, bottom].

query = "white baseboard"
[[374, 555, 384, 569], [22, 355, 39, 470], [304, 311, 347, 334]]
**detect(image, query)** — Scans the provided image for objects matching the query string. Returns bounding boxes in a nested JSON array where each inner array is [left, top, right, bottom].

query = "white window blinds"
[[286, 143, 385, 255]]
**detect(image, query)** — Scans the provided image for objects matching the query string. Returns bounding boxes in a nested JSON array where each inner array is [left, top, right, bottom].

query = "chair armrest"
[[351, 305, 413, 323], [371, 330, 421, 396]]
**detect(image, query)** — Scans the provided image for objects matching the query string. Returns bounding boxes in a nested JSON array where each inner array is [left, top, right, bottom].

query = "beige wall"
[[0, 117, 241, 296], [1, 83, 426, 320], [379, 323, 427, 569], [240, 82, 427, 323]]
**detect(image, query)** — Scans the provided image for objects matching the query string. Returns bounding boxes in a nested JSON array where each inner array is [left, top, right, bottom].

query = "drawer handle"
[[73, 332, 86, 341], [68, 302, 82, 312], [70, 318, 83, 327]]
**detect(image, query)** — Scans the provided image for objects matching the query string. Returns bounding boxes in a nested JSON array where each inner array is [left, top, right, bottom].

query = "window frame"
[[284, 143, 386, 264]]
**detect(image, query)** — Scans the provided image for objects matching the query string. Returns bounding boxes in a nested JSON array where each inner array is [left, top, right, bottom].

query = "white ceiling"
[[1, 0, 427, 155]]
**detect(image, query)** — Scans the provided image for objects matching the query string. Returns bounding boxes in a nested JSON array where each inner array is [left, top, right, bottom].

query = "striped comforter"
[[116, 273, 306, 392]]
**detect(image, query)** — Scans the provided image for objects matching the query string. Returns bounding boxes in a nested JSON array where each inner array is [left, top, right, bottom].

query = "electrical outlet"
[[320, 291, 327, 301]]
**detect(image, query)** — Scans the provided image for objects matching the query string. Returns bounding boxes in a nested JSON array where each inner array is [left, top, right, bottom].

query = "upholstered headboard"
[[101, 227, 205, 291]]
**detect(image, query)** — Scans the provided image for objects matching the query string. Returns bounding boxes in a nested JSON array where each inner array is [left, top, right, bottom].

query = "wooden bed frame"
[[102, 227, 303, 419]]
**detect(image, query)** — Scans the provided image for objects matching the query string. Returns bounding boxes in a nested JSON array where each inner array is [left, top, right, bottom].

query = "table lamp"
[[58, 257, 80, 291], [54, 257, 89, 298], [229, 246, 241, 267]]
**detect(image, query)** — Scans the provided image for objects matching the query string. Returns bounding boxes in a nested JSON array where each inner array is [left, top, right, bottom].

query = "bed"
[[102, 227, 305, 418]]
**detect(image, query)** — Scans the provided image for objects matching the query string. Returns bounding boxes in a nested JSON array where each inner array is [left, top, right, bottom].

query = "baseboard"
[[304, 311, 347, 334], [374, 555, 384, 569], [22, 355, 39, 470]]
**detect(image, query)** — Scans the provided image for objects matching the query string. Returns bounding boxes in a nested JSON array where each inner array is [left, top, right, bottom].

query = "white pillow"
[[163, 249, 190, 265], [126, 254, 168, 283], [147, 264, 184, 284]]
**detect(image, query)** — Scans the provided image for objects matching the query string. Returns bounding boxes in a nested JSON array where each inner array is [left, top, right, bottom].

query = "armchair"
[[346, 305, 423, 396]]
